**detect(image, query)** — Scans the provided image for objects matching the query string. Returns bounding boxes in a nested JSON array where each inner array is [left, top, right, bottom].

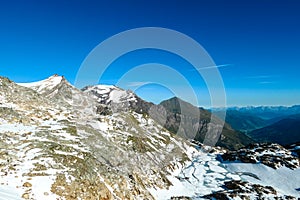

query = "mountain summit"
[[18, 74, 67, 95]]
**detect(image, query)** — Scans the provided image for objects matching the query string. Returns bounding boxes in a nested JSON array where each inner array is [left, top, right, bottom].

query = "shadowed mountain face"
[[158, 97, 253, 150], [249, 114, 300, 145]]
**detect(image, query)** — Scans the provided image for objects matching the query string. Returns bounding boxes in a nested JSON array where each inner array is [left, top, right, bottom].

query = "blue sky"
[[0, 0, 299, 107]]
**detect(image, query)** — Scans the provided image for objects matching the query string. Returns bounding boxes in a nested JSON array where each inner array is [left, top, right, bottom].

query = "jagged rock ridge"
[[83, 86, 253, 150]]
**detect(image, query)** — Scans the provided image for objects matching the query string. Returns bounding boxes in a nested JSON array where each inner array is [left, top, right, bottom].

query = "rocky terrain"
[[202, 180, 297, 200], [1, 75, 194, 199], [286, 142, 300, 158], [220, 143, 300, 169], [0, 75, 299, 199]]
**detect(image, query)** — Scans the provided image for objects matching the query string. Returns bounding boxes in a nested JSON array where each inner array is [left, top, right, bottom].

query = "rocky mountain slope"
[[82, 85, 252, 150], [2, 75, 192, 199], [0, 75, 299, 199], [159, 97, 253, 150]]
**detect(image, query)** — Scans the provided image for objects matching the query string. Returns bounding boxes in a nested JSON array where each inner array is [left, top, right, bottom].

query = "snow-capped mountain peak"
[[17, 75, 89, 108], [18, 74, 65, 93], [82, 84, 137, 105]]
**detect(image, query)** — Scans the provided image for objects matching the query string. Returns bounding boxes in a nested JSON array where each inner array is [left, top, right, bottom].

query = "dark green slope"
[[249, 114, 300, 145], [214, 110, 268, 132]]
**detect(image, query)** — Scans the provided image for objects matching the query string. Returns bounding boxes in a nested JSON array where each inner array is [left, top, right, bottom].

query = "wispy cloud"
[[99, 79, 118, 84], [190, 64, 232, 71], [243, 74, 279, 84], [259, 81, 274, 84], [126, 81, 150, 87], [245, 75, 279, 79]]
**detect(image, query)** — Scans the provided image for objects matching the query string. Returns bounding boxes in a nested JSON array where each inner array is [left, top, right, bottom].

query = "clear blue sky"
[[0, 0, 299, 107]]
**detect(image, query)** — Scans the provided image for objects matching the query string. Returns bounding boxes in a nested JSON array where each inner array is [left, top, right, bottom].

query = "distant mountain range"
[[219, 105, 300, 119], [213, 110, 269, 132], [213, 106, 300, 146]]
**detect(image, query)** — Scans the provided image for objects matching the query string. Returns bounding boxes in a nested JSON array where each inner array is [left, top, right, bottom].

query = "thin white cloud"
[[126, 81, 150, 87], [259, 81, 274, 84], [245, 75, 279, 79], [190, 64, 232, 71]]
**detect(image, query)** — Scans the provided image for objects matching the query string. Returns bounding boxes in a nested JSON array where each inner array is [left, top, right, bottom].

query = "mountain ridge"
[[80, 80, 253, 150], [213, 105, 300, 120]]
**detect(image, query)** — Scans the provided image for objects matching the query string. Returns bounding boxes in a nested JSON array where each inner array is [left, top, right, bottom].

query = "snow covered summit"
[[82, 84, 137, 104], [18, 74, 65, 93]]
